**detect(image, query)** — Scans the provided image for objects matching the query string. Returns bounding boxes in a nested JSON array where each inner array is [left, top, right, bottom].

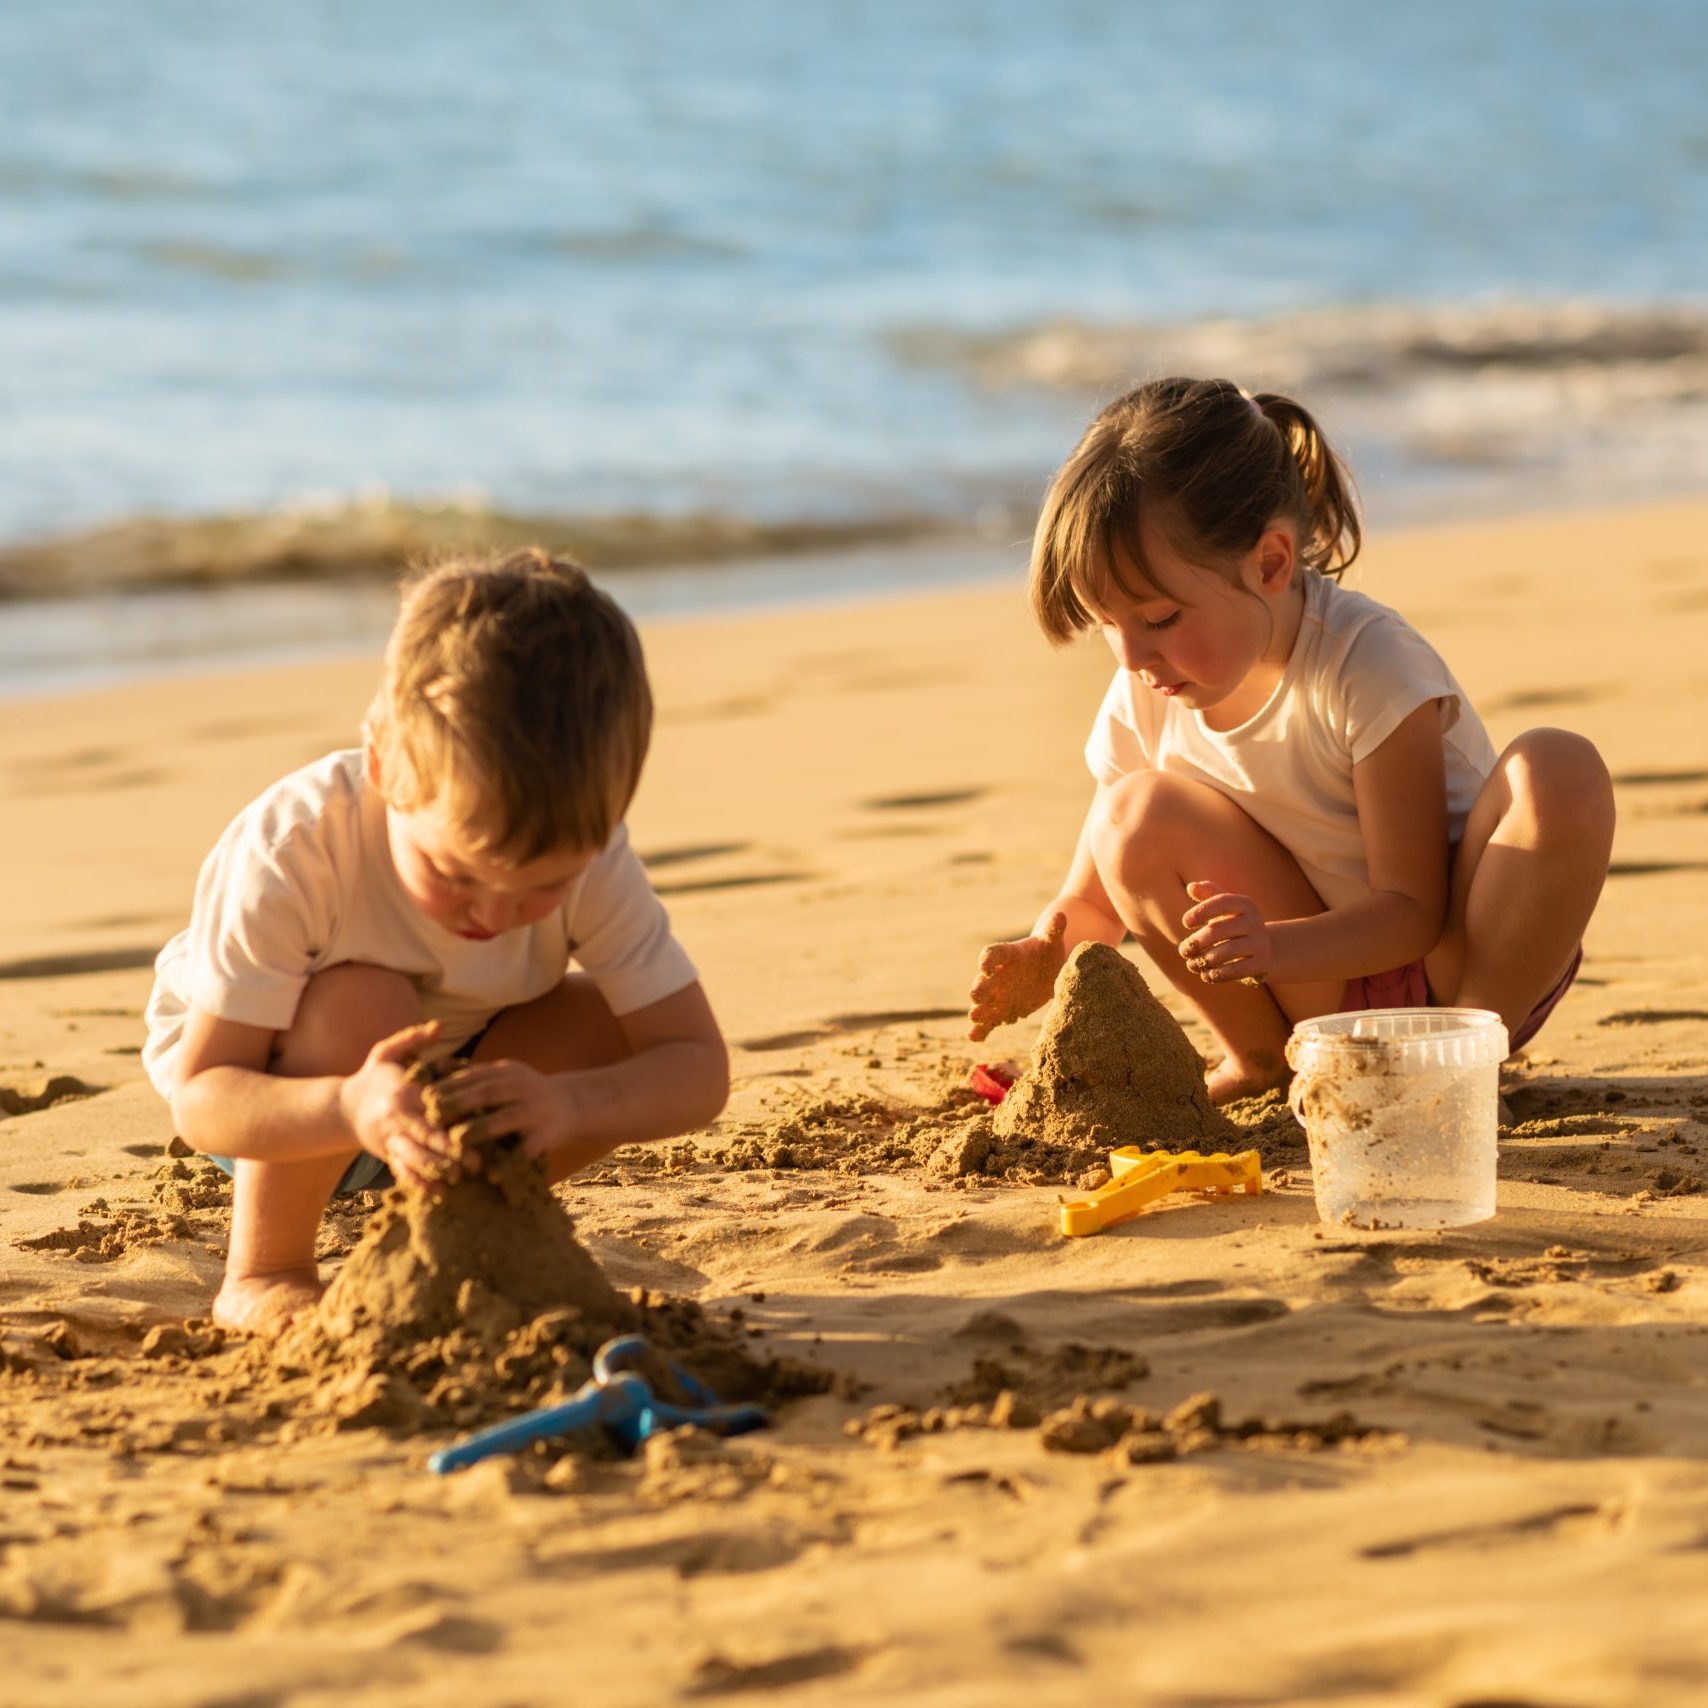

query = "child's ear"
[[1252, 524, 1296, 594], [363, 744, 384, 789]]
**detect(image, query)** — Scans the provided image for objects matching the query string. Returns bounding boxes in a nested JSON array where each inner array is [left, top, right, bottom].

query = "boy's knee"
[[273, 964, 420, 1076]]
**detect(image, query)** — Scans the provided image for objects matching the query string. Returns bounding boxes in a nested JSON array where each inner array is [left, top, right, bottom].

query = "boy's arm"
[[169, 1008, 443, 1170], [433, 980, 729, 1170], [559, 979, 729, 1151], [1189, 702, 1450, 985]]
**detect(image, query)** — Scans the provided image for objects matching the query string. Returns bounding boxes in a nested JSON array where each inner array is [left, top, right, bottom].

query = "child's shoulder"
[[214, 748, 368, 859], [1304, 570, 1406, 640], [1303, 573, 1443, 671]]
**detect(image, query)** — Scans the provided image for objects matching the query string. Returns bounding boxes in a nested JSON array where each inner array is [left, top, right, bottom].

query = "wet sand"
[[2, 499, 1706, 1706]]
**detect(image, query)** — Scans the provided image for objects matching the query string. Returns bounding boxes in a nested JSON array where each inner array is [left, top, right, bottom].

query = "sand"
[[992, 940, 1235, 1154], [245, 1059, 825, 1442], [3, 498, 1708, 1705]]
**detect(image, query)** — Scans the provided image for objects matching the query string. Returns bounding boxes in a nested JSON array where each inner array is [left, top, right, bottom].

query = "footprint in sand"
[[637, 841, 813, 898], [653, 870, 813, 897], [862, 787, 988, 811], [1611, 767, 1708, 787], [0, 1075, 98, 1116], [1606, 858, 1708, 877], [1361, 1500, 1615, 1560], [638, 841, 751, 868], [0, 947, 159, 979], [737, 1007, 963, 1051], [1598, 1008, 1708, 1025], [1481, 685, 1602, 715], [685, 1645, 861, 1696]]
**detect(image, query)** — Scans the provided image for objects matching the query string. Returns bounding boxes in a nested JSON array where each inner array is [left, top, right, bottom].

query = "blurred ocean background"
[[3, 0, 1706, 688]]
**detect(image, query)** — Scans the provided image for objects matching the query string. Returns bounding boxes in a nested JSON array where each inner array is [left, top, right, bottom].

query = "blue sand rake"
[[427, 1333, 770, 1474]]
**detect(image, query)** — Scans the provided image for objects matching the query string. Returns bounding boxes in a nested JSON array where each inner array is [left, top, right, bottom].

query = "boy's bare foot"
[[1205, 1052, 1289, 1105], [211, 1267, 324, 1335]]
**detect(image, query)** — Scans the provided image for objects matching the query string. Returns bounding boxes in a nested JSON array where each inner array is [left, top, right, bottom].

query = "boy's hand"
[[431, 1060, 610, 1175], [338, 1021, 455, 1186], [1179, 880, 1274, 986], [967, 911, 1069, 1042]]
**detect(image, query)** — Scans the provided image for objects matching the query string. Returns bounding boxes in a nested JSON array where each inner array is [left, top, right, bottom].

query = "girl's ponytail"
[[1251, 392, 1361, 579], [1026, 377, 1364, 640]]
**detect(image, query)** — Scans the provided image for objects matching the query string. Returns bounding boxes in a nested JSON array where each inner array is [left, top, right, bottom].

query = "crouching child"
[[143, 550, 728, 1331]]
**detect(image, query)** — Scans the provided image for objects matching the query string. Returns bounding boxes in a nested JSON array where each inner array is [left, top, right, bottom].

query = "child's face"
[[1086, 513, 1297, 718], [384, 796, 596, 941]]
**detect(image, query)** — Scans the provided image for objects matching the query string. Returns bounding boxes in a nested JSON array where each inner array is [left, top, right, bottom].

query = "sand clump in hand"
[[247, 1059, 826, 1440]]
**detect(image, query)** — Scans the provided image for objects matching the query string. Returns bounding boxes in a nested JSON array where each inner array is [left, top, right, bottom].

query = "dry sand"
[[2, 498, 1707, 1707]]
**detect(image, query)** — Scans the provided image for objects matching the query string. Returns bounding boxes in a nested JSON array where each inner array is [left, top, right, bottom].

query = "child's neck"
[[1202, 577, 1308, 732]]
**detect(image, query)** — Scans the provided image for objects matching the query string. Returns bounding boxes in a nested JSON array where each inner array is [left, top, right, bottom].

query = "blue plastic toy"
[[427, 1333, 770, 1474]]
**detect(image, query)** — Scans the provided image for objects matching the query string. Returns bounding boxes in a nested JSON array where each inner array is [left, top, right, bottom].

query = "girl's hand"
[[432, 1059, 607, 1174], [338, 1021, 454, 1186], [1179, 880, 1274, 986], [968, 911, 1069, 1042]]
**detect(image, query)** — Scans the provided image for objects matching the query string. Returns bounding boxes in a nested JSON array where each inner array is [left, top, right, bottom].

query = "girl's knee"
[[1095, 772, 1210, 861], [1092, 771, 1261, 890], [1501, 729, 1615, 832], [273, 964, 419, 1076]]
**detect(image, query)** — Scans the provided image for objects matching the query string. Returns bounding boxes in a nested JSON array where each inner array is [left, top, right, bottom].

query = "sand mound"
[[249, 1064, 829, 1441], [993, 942, 1234, 1154], [629, 947, 1276, 1189], [312, 1146, 637, 1351]]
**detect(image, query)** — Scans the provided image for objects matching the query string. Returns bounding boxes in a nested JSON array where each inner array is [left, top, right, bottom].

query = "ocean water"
[[3, 0, 1707, 621]]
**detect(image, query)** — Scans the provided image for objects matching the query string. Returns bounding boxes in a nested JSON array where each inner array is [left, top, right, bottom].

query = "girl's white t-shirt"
[[142, 749, 697, 1096], [1084, 571, 1498, 911]]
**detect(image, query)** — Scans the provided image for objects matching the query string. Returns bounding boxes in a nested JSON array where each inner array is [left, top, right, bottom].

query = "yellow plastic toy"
[[1058, 1146, 1263, 1237]]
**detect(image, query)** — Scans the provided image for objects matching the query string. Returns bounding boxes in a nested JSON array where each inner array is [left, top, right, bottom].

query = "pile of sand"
[[849, 1387, 1396, 1461], [919, 943, 1241, 1182], [641, 945, 1292, 1188], [992, 942, 1234, 1154], [245, 1063, 829, 1441]]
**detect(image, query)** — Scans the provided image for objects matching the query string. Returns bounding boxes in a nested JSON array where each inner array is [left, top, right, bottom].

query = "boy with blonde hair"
[[144, 550, 728, 1331]]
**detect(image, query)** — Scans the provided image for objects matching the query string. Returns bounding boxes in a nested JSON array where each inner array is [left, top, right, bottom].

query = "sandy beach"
[[3, 498, 1707, 1707]]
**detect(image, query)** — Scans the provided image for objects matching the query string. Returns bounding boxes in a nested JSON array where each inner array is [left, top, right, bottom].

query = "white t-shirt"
[[142, 750, 697, 1097], [1084, 571, 1498, 911]]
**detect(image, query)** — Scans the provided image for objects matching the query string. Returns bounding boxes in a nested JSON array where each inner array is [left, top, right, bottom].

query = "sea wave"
[[0, 496, 966, 602], [889, 298, 1708, 394], [890, 297, 1708, 499]]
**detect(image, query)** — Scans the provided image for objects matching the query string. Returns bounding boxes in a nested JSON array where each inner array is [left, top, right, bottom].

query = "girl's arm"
[[1185, 701, 1450, 986], [968, 785, 1128, 1040], [1034, 787, 1130, 948]]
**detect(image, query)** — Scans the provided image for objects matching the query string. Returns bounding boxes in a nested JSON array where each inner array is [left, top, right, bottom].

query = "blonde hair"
[[366, 548, 652, 860], [1030, 376, 1362, 642]]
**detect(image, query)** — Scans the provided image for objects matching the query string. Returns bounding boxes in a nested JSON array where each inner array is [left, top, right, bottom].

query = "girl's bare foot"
[[1205, 1051, 1288, 1105], [211, 1267, 323, 1335]]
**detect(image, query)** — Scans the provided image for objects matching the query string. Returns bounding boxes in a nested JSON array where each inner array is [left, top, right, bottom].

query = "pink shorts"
[[1339, 944, 1583, 1053]]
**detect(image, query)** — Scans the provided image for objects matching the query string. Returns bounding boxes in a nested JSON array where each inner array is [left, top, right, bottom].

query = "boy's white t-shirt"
[[1084, 571, 1498, 912], [142, 749, 697, 1097]]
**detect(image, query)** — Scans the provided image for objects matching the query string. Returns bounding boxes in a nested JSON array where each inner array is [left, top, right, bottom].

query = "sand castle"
[[926, 942, 1235, 1182], [262, 1061, 812, 1436], [995, 942, 1235, 1152]]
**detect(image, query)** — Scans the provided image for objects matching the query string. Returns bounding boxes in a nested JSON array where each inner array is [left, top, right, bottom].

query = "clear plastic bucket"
[[1285, 1008, 1508, 1230]]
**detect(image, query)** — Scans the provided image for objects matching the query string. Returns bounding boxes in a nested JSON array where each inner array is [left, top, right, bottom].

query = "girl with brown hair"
[[968, 377, 1613, 1102]]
